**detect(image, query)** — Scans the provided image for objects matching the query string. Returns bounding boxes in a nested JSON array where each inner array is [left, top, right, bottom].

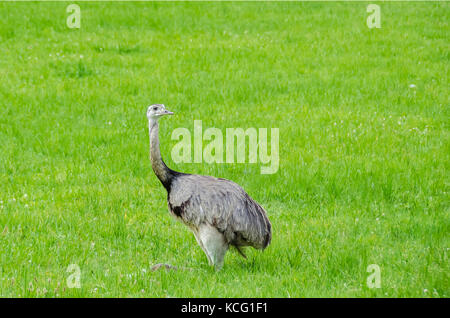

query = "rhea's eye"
[[153, 107, 157, 111]]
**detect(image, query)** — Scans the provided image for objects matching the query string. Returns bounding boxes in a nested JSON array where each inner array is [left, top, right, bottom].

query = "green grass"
[[0, 1, 448, 297]]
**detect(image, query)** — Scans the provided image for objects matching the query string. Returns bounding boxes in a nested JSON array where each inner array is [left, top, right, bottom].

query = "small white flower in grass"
[[25, 204, 29, 208], [23, 194, 28, 199], [108, 121, 112, 125], [12, 198, 16, 202], [80, 55, 84, 59], [423, 289, 428, 293], [376, 217, 379, 222], [409, 84, 416, 88]]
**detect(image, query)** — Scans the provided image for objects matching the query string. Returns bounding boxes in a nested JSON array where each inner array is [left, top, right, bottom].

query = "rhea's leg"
[[198, 223, 229, 270], [191, 227, 213, 265]]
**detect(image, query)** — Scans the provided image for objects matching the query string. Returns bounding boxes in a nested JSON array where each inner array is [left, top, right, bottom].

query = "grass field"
[[0, 1, 448, 297]]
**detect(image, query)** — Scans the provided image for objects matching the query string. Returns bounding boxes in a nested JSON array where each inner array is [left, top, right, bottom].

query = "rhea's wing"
[[168, 174, 271, 249]]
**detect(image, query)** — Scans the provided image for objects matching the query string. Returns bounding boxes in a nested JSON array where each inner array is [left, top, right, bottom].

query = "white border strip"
[[0, 0, 448, 3]]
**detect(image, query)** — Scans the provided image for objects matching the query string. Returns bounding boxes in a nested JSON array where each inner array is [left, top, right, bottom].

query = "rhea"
[[147, 104, 272, 270]]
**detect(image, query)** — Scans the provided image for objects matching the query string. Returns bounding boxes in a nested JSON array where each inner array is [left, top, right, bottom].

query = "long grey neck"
[[149, 119, 174, 189]]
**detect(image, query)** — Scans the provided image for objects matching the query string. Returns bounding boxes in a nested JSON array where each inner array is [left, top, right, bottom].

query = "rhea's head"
[[146, 104, 174, 120]]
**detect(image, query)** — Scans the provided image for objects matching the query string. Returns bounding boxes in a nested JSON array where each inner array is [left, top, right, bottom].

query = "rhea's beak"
[[164, 109, 174, 115]]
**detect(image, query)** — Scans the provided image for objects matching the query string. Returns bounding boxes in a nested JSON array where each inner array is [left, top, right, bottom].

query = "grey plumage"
[[146, 104, 271, 269], [168, 175, 271, 250]]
